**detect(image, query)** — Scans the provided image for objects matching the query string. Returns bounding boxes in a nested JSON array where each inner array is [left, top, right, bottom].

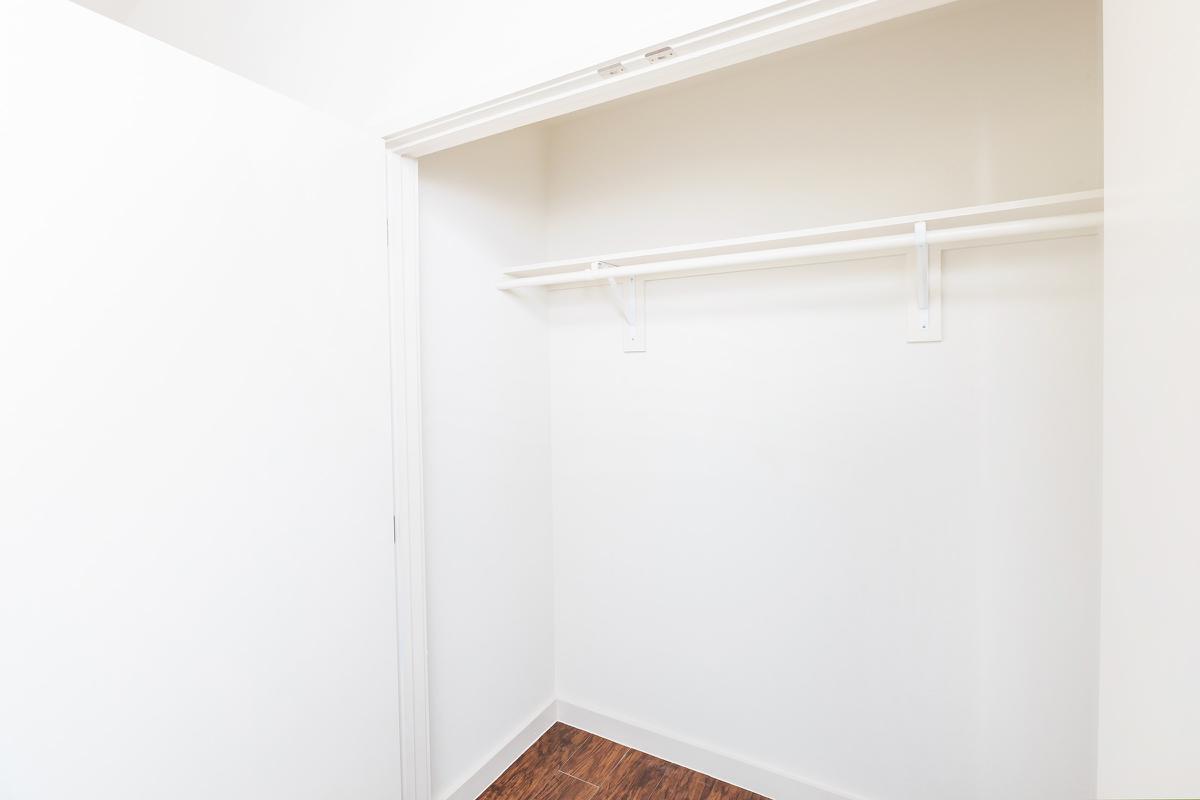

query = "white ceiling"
[[58, 0, 776, 138], [71, 0, 143, 22]]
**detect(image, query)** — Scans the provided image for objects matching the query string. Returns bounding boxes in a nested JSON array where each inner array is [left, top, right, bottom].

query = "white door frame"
[[385, 152, 432, 800]]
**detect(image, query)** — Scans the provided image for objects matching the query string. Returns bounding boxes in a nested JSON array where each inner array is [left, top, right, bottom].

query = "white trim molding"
[[386, 151, 433, 800], [444, 703, 560, 800], [441, 699, 872, 800], [556, 702, 869, 800], [382, 0, 959, 157]]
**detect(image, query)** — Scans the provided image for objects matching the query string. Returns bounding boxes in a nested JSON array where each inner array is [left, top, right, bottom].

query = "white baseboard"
[[443, 698, 869, 800], [556, 701, 868, 800], [442, 701, 558, 800]]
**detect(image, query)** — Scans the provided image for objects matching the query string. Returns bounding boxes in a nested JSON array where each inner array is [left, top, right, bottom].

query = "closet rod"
[[497, 212, 1103, 290]]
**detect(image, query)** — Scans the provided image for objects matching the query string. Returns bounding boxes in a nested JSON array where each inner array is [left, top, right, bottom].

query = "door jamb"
[[386, 151, 432, 800]]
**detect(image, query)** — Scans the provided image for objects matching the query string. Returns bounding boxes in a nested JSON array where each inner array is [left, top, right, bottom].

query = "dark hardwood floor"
[[478, 723, 770, 800]]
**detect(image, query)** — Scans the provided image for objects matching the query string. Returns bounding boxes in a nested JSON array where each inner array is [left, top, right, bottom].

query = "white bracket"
[[907, 222, 942, 342], [644, 46, 675, 64], [591, 262, 645, 352]]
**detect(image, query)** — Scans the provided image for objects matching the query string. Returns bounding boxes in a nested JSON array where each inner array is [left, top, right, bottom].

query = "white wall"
[[418, 129, 557, 800], [0, 3, 401, 799], [544, 1, 1102, 798], [1098, 1, 1200, 797], [72, 0, 770, 135], [545, 0, 1102, 255]]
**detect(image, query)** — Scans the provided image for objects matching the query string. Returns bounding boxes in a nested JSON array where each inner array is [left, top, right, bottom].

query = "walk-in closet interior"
[[418, 0, 1102, 798], [5, 0, 1198, 799]]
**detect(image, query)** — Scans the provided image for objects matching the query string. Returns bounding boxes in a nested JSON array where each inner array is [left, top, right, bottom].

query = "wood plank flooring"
[[478, 723, 770, 800]]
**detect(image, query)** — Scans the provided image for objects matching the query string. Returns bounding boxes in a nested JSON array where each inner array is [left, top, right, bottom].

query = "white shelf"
[[497, 190, 1103, 290]]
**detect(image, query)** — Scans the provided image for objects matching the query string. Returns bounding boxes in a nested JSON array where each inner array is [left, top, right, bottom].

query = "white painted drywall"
[[542, 1, 1103, 799], [0, 3, 401, 798], [1098, 1, 1200, 797], [71, 0, 770, 135], [544, 0, 1102, 255], [73, 0, 142, 19], [418, 128, 557, 800]]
